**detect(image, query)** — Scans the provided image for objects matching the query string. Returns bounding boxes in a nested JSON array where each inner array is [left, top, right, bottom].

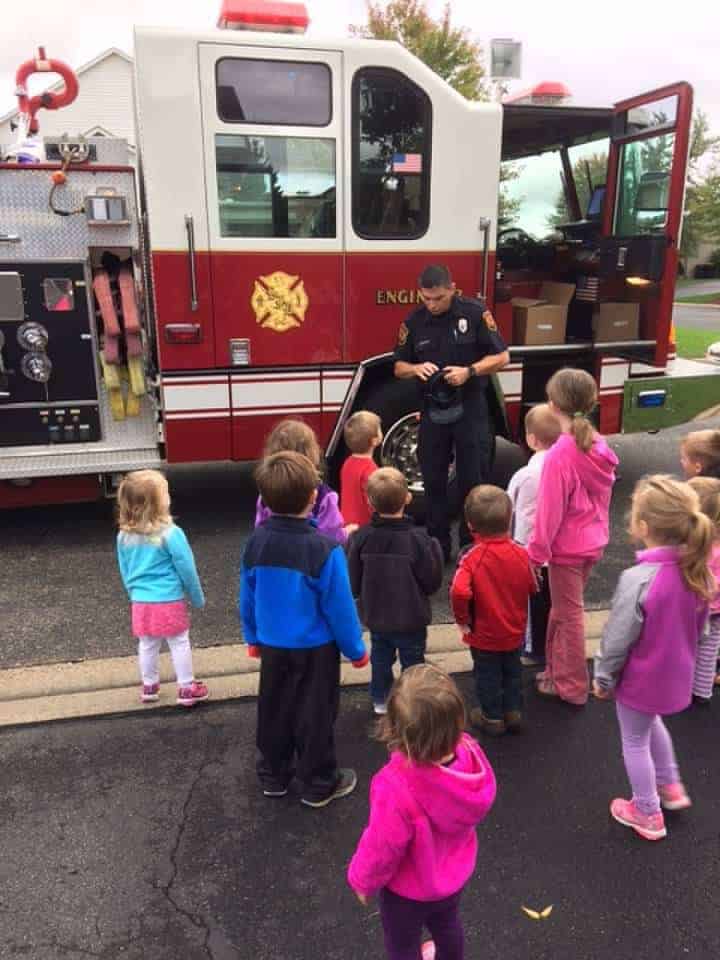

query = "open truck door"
[[601, 82, 693, 366]]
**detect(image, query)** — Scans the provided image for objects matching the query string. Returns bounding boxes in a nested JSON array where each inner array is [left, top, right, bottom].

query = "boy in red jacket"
[[451, 485, 536, 735]]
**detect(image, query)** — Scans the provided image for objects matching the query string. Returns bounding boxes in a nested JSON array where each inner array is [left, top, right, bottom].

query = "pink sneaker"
[[610, 797, 666, 840], [177, 680, 209, 707], [421, 942, 436, 960], [658, 782, 692, 811], [140, 683, 160, 703]]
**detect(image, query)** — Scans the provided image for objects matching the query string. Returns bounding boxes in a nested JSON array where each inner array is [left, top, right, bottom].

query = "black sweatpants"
[[256, 643, 340, 803]]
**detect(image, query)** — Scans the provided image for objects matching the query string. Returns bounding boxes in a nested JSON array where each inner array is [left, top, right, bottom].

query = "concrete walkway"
[[1, 611, 608, 727]]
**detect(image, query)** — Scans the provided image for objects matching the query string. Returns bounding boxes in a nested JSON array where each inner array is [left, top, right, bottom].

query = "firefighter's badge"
[[483, 310, 498, 332], [251, 271, 309, 333], [457, 317, 468, 335], [397, 322, 409, 346]]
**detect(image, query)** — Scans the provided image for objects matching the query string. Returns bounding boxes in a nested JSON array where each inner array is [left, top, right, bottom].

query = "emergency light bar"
[[217, 0, 309, 32]]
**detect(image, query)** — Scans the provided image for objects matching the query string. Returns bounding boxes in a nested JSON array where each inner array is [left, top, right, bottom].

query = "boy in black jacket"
[[347, 467, 444, 714]]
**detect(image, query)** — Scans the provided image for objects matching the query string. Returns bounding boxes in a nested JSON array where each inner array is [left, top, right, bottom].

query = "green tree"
[[350, 0, 488, 100], [681, 110, 720, 259], [547, 151, 609, 229]]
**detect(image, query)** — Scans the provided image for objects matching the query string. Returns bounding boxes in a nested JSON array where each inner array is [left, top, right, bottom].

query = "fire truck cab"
[[1, 0, 717, 508]]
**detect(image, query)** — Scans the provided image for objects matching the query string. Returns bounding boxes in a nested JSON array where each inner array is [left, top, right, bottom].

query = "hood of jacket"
[[388, 733, 496, 833], [554, 433, 618, 497]]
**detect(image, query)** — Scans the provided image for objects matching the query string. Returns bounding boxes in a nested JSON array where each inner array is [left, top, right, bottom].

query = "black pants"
[[529, 567, 551, 660], [256, 643, 340, 803], [379, 887, 464, 960], [471, 647, 522, 721], [418, 398, 492, 553], [370, 629, 427, 705]]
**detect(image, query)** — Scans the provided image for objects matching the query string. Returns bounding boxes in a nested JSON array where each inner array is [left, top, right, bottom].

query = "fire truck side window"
[[215, 135, 336, 239], [216, 59, 331, 127], [352, 68, 431, 239]]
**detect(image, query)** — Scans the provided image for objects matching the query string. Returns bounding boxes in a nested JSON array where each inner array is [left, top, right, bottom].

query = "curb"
[[673, 301, 720, 309], [0, 611, 609, 728]]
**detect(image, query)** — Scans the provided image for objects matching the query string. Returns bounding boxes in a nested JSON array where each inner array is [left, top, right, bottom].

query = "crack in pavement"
[[157, 721, 222, 960]]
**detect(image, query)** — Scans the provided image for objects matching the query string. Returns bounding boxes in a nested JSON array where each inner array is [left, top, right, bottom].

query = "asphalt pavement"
[[2, 676, 720, 960], [673, 302, 720, 331], [2, 416, 718, 671]]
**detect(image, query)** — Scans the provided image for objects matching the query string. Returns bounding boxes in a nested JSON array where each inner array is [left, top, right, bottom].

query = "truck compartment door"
[[601, 83, 693, 366]]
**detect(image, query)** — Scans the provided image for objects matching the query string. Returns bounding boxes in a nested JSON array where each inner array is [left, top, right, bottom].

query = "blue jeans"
[[471, 647, 522, 720], [370, 629, 427, 705]]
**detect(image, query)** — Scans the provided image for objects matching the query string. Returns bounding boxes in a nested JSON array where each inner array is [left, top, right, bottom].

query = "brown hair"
[[632, 474, 714, 599], [546, 368, 598, 453], [682, 430, 720, 479], [344, 410, 382, 454], [367, 467, 408, 515], [254, 451, 319, 516], [688, 477, 720, 538], [377, 664, 466, 764], [464, 484, 512, 536], [525, 402, 562, 449], [262, 418, 322, 469], [117, 470, 172, 534]]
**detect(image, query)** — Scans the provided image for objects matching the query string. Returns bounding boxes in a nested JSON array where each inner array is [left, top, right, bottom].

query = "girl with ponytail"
[[594, 475, 712, 841], [687, 477, 720, 704], [528, 368, 618, 704]]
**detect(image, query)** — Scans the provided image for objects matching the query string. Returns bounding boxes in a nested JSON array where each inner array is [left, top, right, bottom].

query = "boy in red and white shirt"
[[340, 410, 382, 527], [451, 485, 536, 736]]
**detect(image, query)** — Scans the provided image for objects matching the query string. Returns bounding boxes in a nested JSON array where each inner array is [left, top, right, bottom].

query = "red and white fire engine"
[[1, 0, 718, 509]]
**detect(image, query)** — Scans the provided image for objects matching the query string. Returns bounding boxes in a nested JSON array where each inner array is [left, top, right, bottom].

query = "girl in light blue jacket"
[[117, 470, 208, 708]]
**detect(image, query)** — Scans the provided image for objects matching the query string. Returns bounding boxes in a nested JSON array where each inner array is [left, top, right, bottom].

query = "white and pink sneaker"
[[421, 942, 436, 960], [177, 680, 209, 708], [610, 797, 666, 840], [658, 782, 692, 811]]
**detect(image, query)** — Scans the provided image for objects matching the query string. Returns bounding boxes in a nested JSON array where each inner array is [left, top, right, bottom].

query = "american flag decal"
[[392, 153, 422, 173]]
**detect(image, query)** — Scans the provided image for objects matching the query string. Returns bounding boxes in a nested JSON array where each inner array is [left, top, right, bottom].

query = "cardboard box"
[[512, 282, 575, 346], [593, 302, 640, 342]]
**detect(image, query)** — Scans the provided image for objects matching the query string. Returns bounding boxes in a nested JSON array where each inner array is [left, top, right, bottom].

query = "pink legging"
[[616, 701, 680, 815], [544, 561, 594, 704]]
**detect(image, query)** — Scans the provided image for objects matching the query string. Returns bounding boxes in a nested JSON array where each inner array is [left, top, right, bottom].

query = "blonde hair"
[[546, 368, 598, 453], [117, 470, 172, 535], [367, 467, 408, 514], [376, 664, 466, 765], [262, 419, 322, 469], [344, 410, 382, 454], [632, 474, 714, 599], [682, 430, 720, 479], [525, 402, 562, 448], [688, 477, 720, 539]]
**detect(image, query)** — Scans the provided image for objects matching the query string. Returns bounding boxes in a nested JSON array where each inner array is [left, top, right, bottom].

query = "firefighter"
[[393, 264, 509, 560]]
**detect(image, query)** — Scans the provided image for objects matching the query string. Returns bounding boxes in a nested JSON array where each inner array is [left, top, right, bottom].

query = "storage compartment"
[[593, 302, 640, 342], [512, 281, 576, 345]]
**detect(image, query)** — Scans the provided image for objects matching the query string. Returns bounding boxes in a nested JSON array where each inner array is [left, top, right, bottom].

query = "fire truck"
[[1, 0, 718, 509]]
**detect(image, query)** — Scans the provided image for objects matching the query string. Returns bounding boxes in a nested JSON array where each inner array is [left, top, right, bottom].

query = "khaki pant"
[[545, 561, 594, 705]]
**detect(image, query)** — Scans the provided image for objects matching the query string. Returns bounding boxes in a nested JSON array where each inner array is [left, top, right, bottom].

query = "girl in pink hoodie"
[[528, 368, 618, 705], [348, 665, 496, 960]]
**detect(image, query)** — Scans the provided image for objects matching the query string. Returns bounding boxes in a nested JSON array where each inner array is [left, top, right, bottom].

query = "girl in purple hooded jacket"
[[594, 475, 713, 841], [254, 419, 355, 543], [348, 665, 496, 960]]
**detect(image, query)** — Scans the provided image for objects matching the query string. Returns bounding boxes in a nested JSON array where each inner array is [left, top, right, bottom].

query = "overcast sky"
[[2, 0, 719, 126]]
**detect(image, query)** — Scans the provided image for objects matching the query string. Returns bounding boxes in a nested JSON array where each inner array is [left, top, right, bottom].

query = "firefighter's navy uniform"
[[393, 294, 507, 556]]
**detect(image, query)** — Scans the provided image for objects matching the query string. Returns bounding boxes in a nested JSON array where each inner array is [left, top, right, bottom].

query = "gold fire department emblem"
[[251, 271, 309, 333]]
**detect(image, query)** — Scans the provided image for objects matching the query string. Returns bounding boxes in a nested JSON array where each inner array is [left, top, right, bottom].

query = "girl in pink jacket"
[[528, 368, 618, 705], [348, 665, 496, 960]]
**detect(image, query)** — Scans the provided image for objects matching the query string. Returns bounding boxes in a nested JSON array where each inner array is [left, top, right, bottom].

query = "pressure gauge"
[[21, 351, 52, 383], [17, 321, 49, 351]]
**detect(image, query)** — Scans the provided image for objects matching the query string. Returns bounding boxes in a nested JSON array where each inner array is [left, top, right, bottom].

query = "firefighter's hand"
[[443, 365, 470, 387], [415, 362, 439, 381]]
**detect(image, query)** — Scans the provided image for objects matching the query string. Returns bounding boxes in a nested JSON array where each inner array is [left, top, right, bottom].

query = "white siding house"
[[0, 49, 135, 153]]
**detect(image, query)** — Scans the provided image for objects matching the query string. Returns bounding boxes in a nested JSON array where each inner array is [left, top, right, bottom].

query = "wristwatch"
[[466, 364, 477, 379]]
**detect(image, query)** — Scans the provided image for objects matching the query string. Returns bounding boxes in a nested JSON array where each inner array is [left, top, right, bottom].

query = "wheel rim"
[[381, 413, 456, 494]]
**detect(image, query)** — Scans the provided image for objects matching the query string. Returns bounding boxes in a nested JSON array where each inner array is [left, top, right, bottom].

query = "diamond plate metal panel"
[[0, 169, 138, 260]]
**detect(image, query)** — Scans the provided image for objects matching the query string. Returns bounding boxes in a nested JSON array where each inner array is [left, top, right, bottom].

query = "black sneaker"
[[262, 785, 289, 798], [301, 769, 357, 808]]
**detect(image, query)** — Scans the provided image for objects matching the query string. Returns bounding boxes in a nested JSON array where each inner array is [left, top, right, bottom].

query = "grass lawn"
[[675, 291, 720, 304], [674, 326, 718, 358]]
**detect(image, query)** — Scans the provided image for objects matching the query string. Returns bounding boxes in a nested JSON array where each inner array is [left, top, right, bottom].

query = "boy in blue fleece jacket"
[[240, 450, 369, 808]]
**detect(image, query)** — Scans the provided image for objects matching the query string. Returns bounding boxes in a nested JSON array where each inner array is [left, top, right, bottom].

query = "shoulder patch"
[[483, 310, 498, 332], [397, 322, 409, 346]]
